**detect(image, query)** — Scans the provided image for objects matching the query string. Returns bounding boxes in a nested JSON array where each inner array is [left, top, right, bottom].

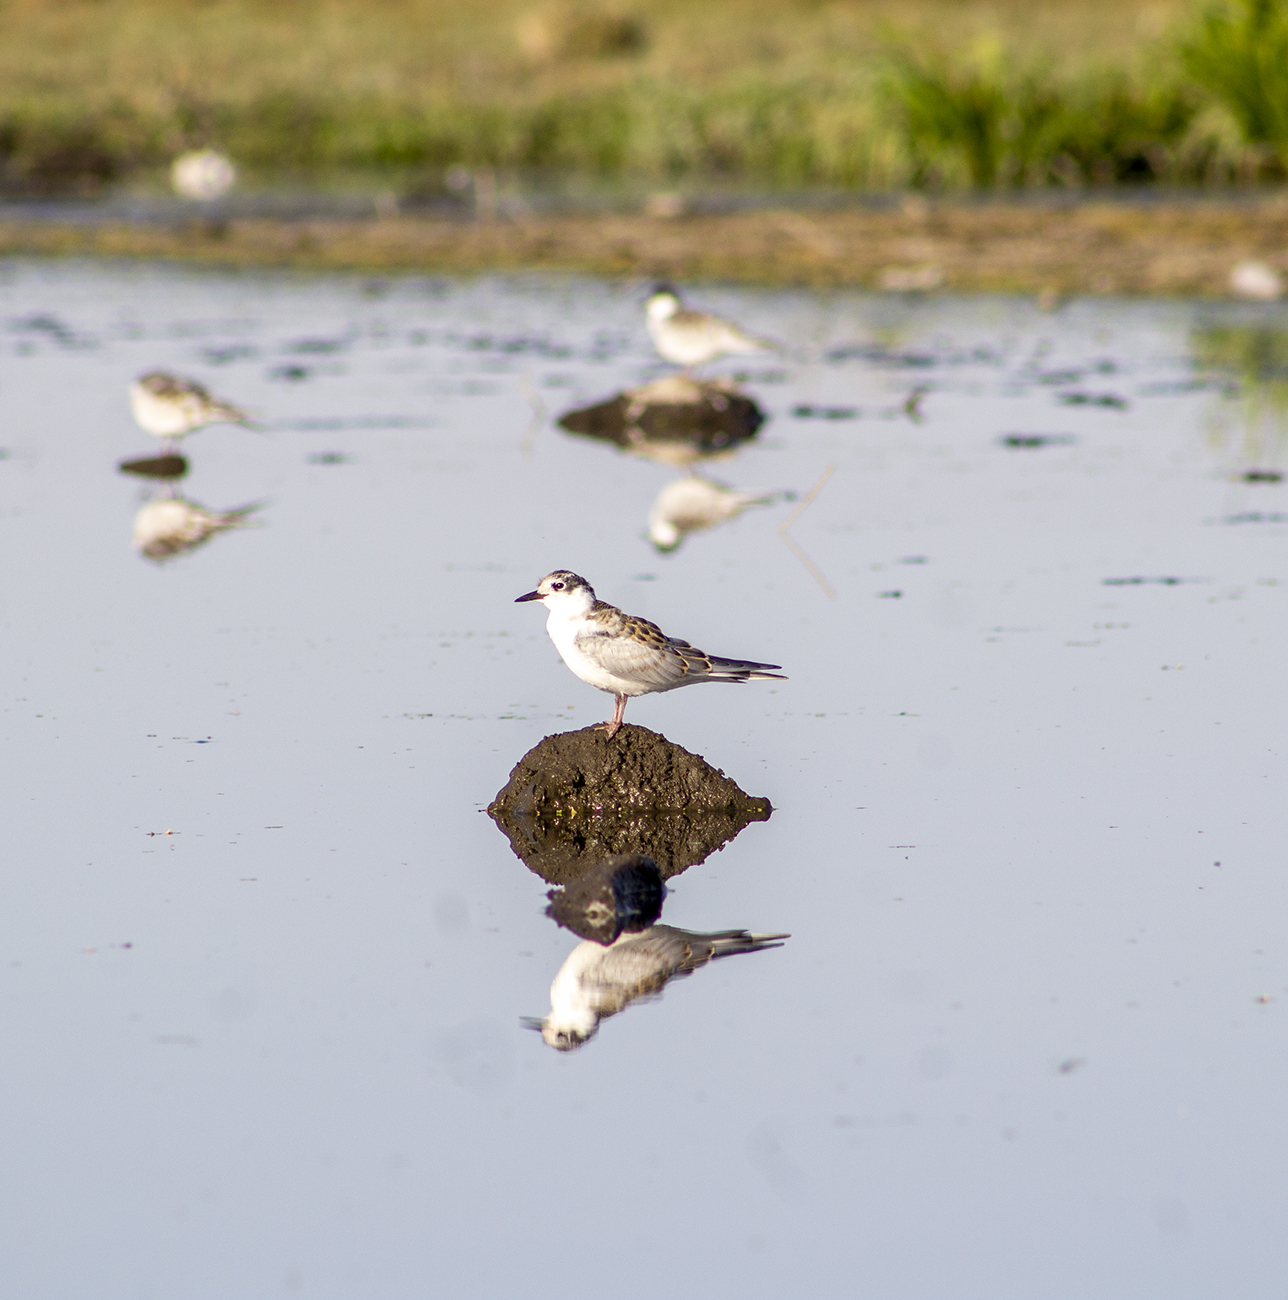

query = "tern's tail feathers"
[[213, 402, 257, 429], [707, 930, 791, 959], [719, 326, 778, 356], [705, 655, 787, 682]]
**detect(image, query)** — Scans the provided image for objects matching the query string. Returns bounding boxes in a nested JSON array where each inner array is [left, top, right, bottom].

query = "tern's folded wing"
[[574, 619, 696, 689]]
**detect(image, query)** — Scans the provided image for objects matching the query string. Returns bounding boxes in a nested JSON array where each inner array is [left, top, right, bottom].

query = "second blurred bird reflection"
[[119, 450, 262, 563], [647, 475, 787, 552], [528, 855, 788, 1052]]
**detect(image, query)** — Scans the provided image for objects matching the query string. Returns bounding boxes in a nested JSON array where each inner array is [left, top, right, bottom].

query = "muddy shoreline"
[[3, 199, 1288, 296]]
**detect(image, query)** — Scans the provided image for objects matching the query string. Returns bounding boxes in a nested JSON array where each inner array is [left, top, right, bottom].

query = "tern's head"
[[514, 570, 595, 612], [647, 518, 682, 551], [521, 1015, 596, 1052], [135, 371, 195, 401], [646, 283, 682, 322]]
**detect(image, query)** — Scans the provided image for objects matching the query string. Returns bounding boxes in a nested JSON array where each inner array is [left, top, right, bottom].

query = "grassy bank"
[[4, 198, 1287, 296], [1, 0, 1286, 194]]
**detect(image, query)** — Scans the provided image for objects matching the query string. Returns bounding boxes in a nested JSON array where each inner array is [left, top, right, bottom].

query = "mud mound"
[[118, 453, 188, 480], [558, 377, 764, 463], [488, 724, 771, 885]]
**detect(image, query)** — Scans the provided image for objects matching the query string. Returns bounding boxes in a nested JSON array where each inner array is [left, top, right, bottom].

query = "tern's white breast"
[[544, 608, 652, 696], [130, 384, 197, 436]]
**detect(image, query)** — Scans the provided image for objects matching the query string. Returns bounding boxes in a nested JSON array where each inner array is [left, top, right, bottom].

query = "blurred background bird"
[[170, 148, 237, 201], [645, 283, 774, 372], [129, 372, 253, 452]]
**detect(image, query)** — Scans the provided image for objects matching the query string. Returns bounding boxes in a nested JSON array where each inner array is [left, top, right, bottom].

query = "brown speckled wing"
[[577, 623, 688, 689]]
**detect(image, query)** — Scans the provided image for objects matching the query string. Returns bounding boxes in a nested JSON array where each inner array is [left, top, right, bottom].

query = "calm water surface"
[[1, 261, 1285, 1298]]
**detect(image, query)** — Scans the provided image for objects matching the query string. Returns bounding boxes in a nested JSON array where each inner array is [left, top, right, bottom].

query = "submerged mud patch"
[[488, 723, 771, 885]]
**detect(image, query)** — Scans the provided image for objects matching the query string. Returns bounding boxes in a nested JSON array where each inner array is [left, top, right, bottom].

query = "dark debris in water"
[[826, 343, 999, 368], [269, 364, 312, 382], [1137, 379, 1235, 397], [200, 344, 259, 365], [1000, 433, 1077, 448], [1242, 469, 1284, 483], [118, 453, 188, 480], [488, 724, 771, 886], [1102, 576, 1201, 585], [793, 404, 859, 420], [306, 452, 350, 465], [7, 312, 93, 349], [450, 331, 574, 360], [1058, 392, 1129, 409], [288, 337, 349, 355], [1217, 512, 1288, 524]]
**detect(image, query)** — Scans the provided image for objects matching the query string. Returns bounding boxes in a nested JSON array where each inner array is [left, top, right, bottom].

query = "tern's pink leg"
[[598, 693, 628, 738]]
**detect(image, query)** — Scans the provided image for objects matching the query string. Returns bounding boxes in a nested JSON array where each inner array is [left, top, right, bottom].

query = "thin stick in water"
[[778, 463, 836, 599]]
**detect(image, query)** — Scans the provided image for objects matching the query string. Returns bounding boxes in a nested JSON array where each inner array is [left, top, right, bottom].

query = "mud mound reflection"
[[558, 376, 764, 465], [488, 723, 771, 885], [545, 853, 666, 944]]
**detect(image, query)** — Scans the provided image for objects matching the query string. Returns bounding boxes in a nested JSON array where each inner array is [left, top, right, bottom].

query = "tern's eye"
[[551, 581, 564, 590]]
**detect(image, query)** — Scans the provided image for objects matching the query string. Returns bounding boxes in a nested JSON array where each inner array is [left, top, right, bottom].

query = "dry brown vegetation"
[[4, 196, 1286, 296]]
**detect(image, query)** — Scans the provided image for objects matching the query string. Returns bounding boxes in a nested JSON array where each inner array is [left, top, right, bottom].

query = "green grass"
[[0, 0, 1284, 194]]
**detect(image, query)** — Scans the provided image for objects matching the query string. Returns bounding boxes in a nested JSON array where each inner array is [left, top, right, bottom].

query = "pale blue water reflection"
[[0, 260, 1285, 1298]]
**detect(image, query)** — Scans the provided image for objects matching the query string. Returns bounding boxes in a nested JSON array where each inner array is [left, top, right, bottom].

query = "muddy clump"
[[118, 453, 189, 480], [558, 376, 764, 464], [488, 723, 771, 885]]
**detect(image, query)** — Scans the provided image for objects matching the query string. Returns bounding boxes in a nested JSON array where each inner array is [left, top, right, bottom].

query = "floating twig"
[[779, 464, 836, 599]]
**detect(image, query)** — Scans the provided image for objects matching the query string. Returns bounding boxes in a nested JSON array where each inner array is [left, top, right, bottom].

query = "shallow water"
[[1, 260, 1285, 1298]]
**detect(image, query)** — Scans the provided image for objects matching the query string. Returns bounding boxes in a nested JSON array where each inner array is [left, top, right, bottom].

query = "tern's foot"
[[594, 720, 623, 739]]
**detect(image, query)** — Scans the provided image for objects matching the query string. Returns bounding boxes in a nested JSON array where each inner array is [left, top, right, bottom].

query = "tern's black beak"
[[514, 590, 542, 603], [519, 1017, 545, 1031]]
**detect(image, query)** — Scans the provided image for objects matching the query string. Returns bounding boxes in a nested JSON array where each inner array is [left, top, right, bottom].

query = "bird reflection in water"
[[526, 855, 788, 1052], [133, 492, 261, 561], [647, 475, 787, 551], [118, 449, 262, 562]]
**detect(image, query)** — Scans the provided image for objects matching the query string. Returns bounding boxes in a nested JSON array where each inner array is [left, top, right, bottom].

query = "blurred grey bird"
[[647, 475, 784, 551], [526, 925, 790, 1051], [645, 283, 773, 372], [129, 371, 252, 452], [515, 570, 785, 736]]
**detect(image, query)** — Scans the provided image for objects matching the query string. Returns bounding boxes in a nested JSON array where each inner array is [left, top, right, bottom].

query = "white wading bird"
[[170, 149, 237, 201], [645, 282, 773, 372], [129, 372, 252, 452], [527, 925, 790, 1050], [515, 570, 785, 736]]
